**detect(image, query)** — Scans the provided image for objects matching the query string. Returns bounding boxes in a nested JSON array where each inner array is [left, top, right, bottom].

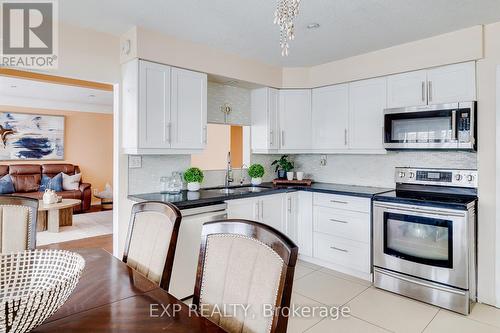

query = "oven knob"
[[455, 174, 463, 181], [409, 172, 415, 179], [467, 175, 475, 182], [398, 171, 405, 178]]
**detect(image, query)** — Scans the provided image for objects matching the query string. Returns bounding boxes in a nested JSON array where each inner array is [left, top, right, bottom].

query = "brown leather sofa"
[[0, 164, 92, 213]]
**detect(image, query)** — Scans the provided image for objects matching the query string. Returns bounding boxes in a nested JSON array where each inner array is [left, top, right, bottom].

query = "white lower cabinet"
[[226, 193, 286, 233], [310, 193, 372, 281], [227, 191, 372, 281]]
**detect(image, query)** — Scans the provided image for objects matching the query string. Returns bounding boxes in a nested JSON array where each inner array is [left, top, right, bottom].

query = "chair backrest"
[[0, 195, 38, 253], [193, 219, 298, 333], [122, 201, 182, 290]]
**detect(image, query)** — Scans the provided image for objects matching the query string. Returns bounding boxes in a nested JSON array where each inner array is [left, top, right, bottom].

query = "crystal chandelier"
[[273, 0, 301, 56]]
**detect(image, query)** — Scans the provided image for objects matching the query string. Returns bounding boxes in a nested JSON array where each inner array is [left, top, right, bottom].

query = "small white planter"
[[296, 171, 304, 181], [187, 182, 201, 191], [287, 172, 294, 181], [251, 177, 262, 186]]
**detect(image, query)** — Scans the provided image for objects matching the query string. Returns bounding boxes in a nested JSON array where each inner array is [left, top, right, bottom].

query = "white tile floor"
[[289, 260, 500, 333], [37, 210, 112, 246]]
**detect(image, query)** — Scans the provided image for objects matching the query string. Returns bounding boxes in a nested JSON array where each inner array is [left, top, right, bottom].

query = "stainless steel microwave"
[[383, 102, 476, 150]]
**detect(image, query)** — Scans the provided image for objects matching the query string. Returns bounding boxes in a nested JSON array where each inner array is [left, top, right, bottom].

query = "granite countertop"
[[128, 182, 393, 210]]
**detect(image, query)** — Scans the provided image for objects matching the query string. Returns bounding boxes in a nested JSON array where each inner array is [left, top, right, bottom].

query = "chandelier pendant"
[[273, 0, 301, 56]]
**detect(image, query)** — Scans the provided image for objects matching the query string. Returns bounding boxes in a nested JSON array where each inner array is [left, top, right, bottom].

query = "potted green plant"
[[248, 164, 265, 185], [184, 167, 204, 191], [271, 155, 294, 179]]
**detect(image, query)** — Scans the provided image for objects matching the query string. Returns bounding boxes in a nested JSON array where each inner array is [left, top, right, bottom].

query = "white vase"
[[296, 171, 304, 181], [251, 177, 262, 186], [187, 182, 201, 191], [287, 172, 294, 181]]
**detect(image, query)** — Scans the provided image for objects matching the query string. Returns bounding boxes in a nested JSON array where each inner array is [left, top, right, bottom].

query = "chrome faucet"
[[225, 152, 233, 188]]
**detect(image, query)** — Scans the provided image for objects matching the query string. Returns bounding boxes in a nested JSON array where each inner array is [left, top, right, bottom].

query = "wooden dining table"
[[33, 248, 226, 332]]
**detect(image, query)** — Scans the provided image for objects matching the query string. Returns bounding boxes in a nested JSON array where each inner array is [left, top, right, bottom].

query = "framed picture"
[[0, 112, 64, 160]]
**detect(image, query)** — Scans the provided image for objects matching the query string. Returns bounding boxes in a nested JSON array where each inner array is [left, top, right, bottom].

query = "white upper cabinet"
[[348, 77, 387, 150], [387, 70, 427, 108], [427, 62, 476, 104], [251, 88, 279, 152], [139, 61, 171, 149], [279, 89, 312, 150], [171, 68, 207, 149], [312, 84, 349, 150], [387, 62, 476, 108], [121, 59, 207, 154]]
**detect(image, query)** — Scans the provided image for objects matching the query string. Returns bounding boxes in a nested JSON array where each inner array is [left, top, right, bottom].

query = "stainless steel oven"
[[373, 168, 477, 314], [383, 102, 476, 150]]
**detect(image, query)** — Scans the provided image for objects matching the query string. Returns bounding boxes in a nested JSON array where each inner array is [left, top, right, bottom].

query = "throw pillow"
[[40, 173, 63, 192], [0, 174, 15, 194], [62, 173, 81, 191]]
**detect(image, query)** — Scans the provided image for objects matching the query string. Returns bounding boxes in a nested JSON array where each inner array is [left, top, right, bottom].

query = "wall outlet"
[[320, 155, 327, 166], [129, 155, 142, 168]]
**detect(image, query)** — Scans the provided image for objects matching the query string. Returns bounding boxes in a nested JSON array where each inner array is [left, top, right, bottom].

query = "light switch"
[[129, 155, 142, 168]]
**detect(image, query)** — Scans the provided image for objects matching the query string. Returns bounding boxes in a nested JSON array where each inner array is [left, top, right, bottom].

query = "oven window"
[[384, 212, 453, 268]]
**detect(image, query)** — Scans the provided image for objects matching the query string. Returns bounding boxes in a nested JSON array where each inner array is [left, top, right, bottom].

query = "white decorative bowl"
[[0, 250, 85, 333]]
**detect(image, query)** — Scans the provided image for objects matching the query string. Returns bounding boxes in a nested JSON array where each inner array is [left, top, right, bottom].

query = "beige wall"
[[282, 25, 484, 88], [191, 124, 231, 170], [0, 105, 113, 205]]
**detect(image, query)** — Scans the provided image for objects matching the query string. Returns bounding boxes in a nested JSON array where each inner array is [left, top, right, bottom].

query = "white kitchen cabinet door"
[[312, 84, 349, 150], [279, 90, 312, 150], [260, 194, 285, 232], [251, 88, 279, 152], [171, 68, 207, 149], [226, 197, 259, 221], [427, 62, 476, 104], [297, 191, 313, 257], [284, 192, 298, 244], [138, 60, 172, 148], [387, 70, 427, 108], [349, 77, 387, 150]]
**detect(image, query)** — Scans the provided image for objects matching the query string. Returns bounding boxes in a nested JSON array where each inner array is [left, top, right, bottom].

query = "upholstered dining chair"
[[0, 195, 38, 253], [193, 219, 298, 333], [122, 201, 182, 290]]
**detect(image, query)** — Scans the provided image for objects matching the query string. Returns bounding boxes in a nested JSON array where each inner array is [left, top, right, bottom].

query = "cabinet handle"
[[167, 122, 172, 143], [330, 246, 348, 253], [330, 200, 348, 204], [288, 197, 292, 213], [270, 130, 273, 146], [203, 125, 207, 144], [281, 130, 285, 147], [255, 202, 260, 220], [451, 110, 457, 141], [260, 201, 264, 220], [344, 129, 348, 146], [421, 81, 426, 102], [329, 218, 348, 224], [428, 81, 433, 102]]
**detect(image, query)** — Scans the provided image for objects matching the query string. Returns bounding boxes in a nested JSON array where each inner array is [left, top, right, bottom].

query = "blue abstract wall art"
[[0, 112, 64, 160]]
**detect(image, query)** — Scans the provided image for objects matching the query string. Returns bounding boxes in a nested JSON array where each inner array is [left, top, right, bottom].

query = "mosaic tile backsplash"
[[128, 151, 477, 195]]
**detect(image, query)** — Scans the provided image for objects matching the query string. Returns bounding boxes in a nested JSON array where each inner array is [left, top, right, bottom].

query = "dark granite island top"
[[128, 182, 393, 210]]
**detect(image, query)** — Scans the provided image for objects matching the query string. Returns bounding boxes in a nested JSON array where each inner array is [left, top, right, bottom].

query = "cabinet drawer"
[[314, 206, 370, 243], [313, 232, 370, 273], [313, 193, 371, 213]]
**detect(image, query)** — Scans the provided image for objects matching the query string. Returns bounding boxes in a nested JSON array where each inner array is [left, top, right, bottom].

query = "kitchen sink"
[[203, 186, 270, 195]]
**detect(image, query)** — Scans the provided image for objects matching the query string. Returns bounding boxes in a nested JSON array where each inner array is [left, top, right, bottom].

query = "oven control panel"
[[395, 167, 478, 188]]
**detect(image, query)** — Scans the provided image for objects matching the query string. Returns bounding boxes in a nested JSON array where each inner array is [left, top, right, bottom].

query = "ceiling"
[[0, 77, 113, 113], [60, 0, 500, 67]]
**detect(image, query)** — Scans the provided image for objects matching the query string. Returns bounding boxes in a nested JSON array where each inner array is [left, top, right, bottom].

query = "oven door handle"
[[374, 202, 466, 217], [375, 268, 467, 296]]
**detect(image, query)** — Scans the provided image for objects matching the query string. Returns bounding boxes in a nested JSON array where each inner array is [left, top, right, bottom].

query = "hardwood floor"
[[39, 234, 113, 253]]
